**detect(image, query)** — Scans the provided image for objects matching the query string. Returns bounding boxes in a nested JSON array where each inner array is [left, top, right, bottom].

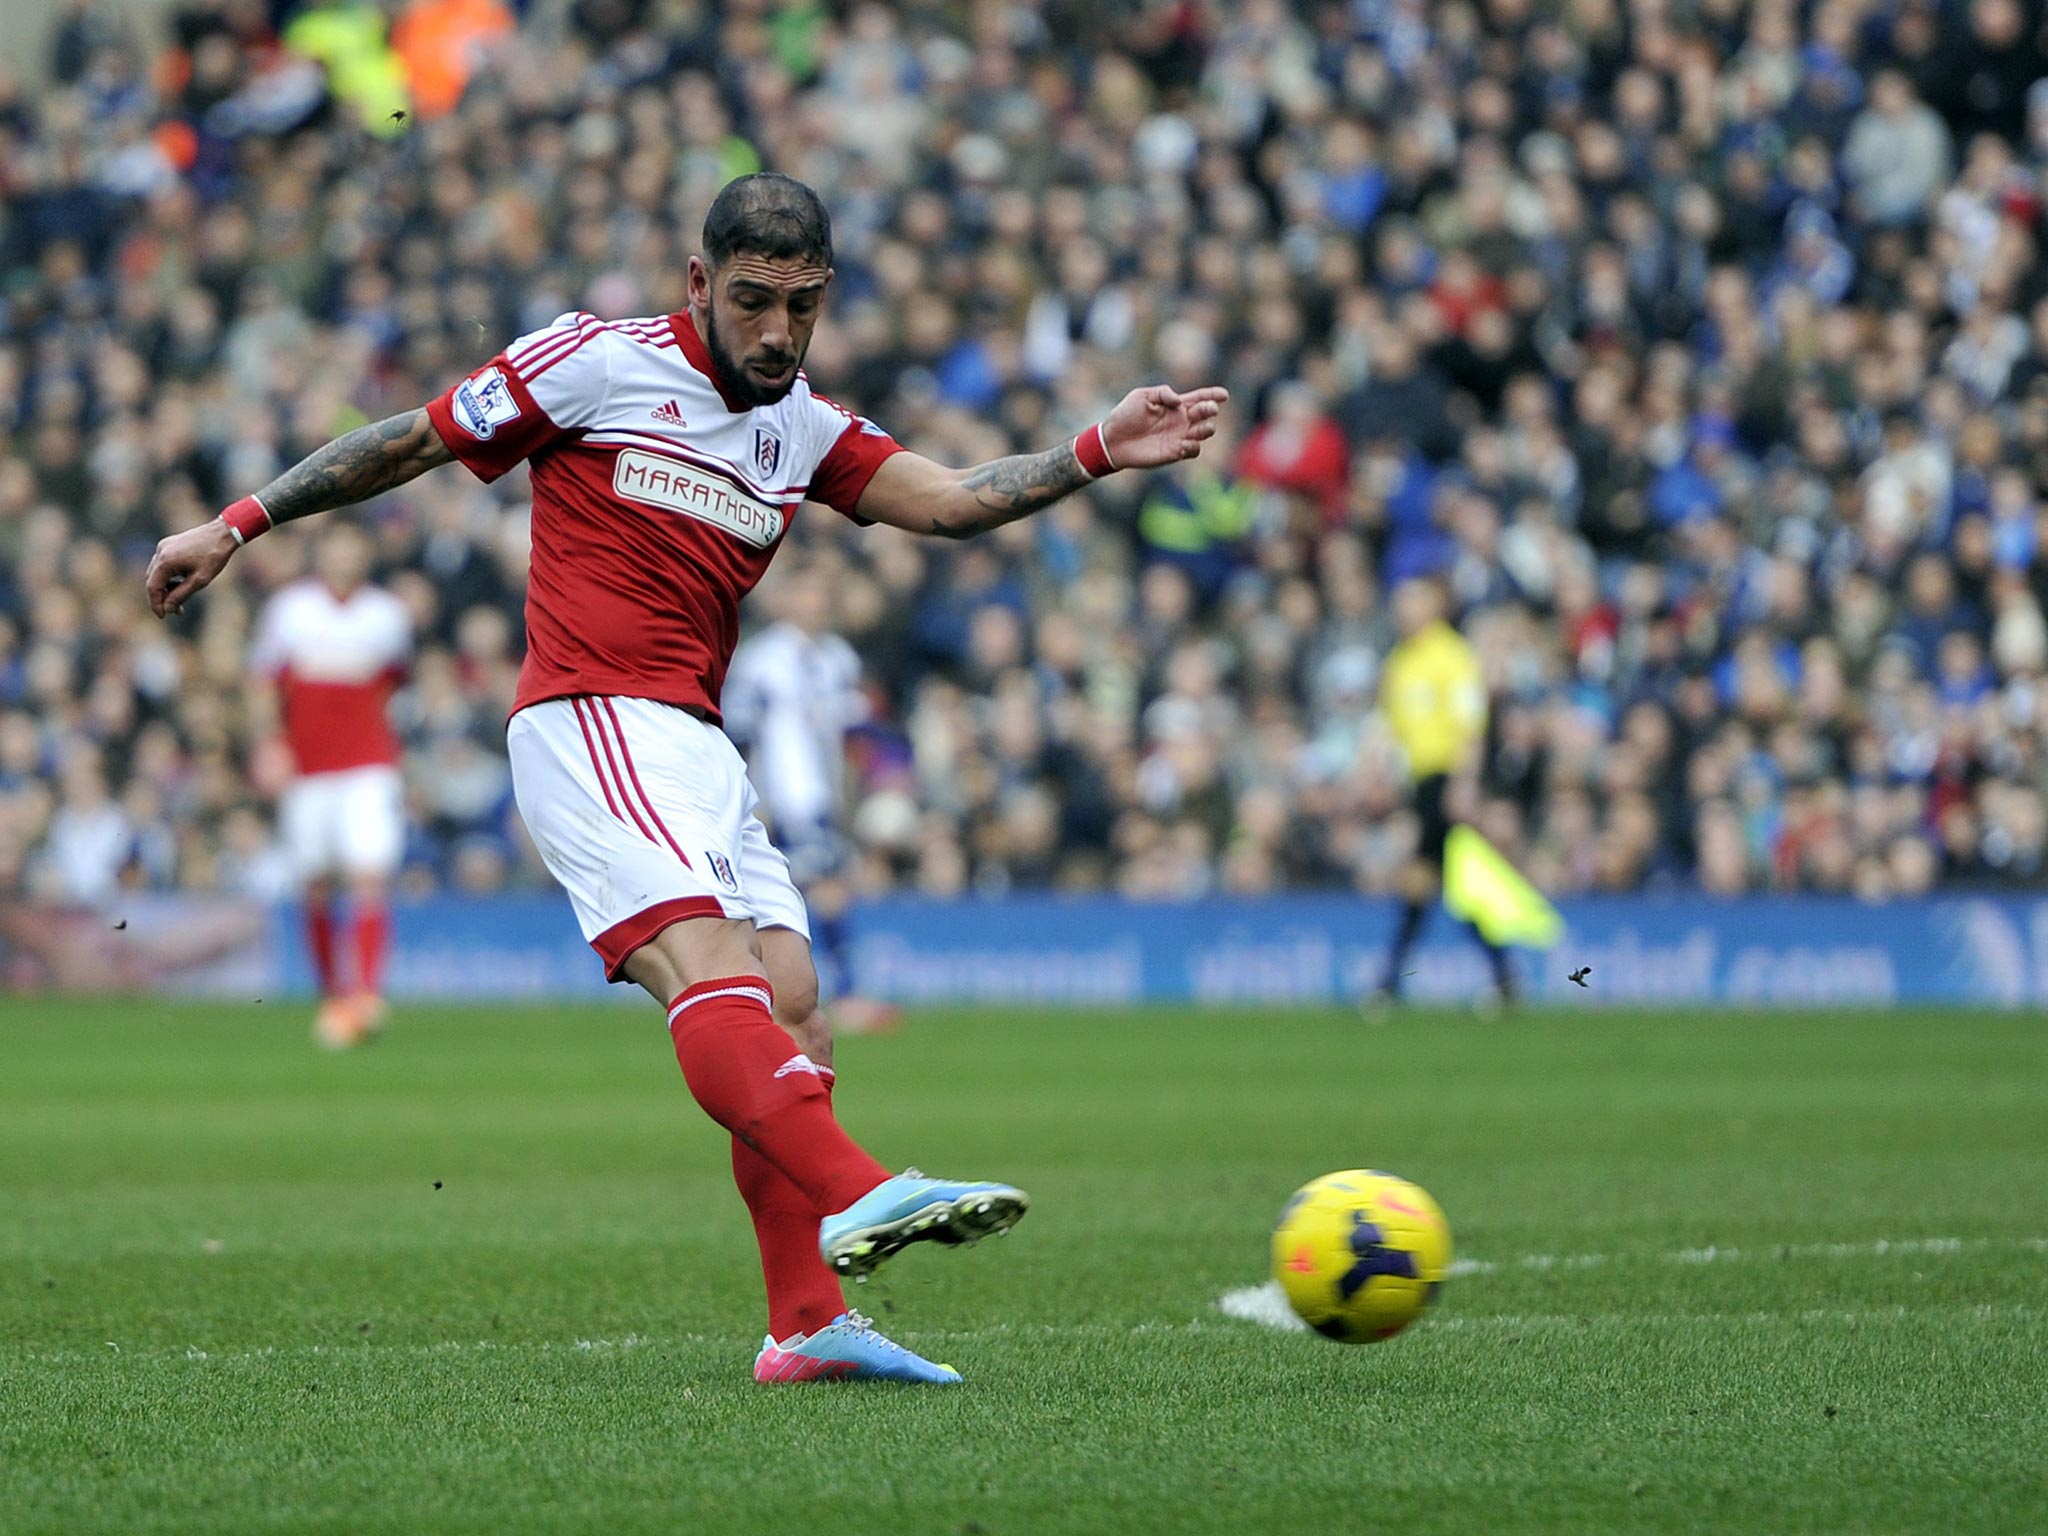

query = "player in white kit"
[[724, 566, 899, 1034], [250, 520, 410, 1048], [145, 173, 1227, 1383]]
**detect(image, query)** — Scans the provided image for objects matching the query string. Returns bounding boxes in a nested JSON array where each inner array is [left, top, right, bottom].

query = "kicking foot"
[[819, 1169, 1029, 1281], [753, 1311, 960, 1384], [351, 994, 390, 1037]]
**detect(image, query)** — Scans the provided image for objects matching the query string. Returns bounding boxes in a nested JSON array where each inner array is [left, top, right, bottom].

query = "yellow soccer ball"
[[1271, 1170, 1452, 1342]]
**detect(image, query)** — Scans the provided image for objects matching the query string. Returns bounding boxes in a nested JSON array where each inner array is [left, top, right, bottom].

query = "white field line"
[[1215, 1291, 2045, 1335], [19, 1325, 1225, 1363], [1218, 1283, 1314, 1332], [22, 1335, 679, 1365], [1449, 1233, 2044, 1278], [1221, 1234, 2048, 1334], [28, 1301, 2047, 1366]]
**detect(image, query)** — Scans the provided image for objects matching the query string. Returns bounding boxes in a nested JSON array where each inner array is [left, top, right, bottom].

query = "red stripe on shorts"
[[571, 696, 627, 825], [599, 697, 694, 869], [580, 697, 662, 848]]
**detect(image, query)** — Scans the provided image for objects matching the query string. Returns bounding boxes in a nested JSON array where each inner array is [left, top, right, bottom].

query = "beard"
[[703, 307, 801, 407]]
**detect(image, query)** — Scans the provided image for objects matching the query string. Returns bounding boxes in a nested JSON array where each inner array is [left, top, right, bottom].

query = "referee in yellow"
[[1373, 577, 1515, 1005]]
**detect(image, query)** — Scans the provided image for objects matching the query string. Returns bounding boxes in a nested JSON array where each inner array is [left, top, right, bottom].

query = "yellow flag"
[[1443, 826, 1563, 950]]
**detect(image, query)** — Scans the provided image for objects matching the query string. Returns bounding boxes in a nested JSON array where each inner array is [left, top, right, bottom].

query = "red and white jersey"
[[251, 579, 411, 776], [424, 310, 902, 724]]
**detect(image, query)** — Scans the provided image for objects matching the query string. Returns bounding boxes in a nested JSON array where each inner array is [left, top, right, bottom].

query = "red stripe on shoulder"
[[510, 314, 599, 368], [526, 323, 609, 381], [512, 322, 597, 379], [607, 319, 679, 351]]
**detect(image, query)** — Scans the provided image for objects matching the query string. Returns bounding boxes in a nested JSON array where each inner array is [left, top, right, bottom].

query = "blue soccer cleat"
[[819, 1169, 1029, 1280], [752, 1311, 961, 1384]]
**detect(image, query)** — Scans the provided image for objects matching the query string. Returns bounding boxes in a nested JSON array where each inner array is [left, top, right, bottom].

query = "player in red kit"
[[145, 173, 1227, 1383], [251, 520, 409, 1048]]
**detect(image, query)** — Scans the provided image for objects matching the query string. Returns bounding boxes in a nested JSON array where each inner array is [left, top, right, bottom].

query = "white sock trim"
[[667, 984, 772, 1025]]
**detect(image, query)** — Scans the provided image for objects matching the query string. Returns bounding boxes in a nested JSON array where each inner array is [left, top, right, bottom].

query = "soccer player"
[[250, 519, 410, 1048], [1371, 576, 1516, 1006], [144, 172, 1227, 1383], [723, 565, 899, 1035]]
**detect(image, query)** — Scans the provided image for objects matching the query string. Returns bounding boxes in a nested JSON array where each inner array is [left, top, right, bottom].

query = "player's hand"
[[1100, 384, 1229, 470], [146, 519, 239, 617]]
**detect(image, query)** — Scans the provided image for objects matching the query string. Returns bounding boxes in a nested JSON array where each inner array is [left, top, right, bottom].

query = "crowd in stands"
[[7, 0, 2048, 907]]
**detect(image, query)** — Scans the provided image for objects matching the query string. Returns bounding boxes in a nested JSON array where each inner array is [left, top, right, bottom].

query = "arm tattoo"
[[930, 440, 1092, 540], [257, 409, 454, 525]]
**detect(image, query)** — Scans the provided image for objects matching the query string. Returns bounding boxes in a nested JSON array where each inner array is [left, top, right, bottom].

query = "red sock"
[[307, 900, 339, 997], [734, 1070, 848, 1342], [668, 978, 888, 1216], [352, 902, 390, 997]]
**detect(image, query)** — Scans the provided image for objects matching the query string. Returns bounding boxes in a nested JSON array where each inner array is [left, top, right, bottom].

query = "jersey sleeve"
[[803, 394, 904, 519], [426, 313, 612, 483]]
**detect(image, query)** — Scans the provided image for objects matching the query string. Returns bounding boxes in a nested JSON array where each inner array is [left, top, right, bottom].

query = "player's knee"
[[763, 945, 829, 1062], [756, 927, 820, 1027], [774, 967, 821, 1033]]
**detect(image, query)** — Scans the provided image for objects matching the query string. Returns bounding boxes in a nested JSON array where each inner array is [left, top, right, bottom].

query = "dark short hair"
[[702, 172, 833, 269]]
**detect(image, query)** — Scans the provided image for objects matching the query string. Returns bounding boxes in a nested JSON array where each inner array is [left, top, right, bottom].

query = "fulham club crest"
[[754, 427, 782, 479], [706, 851, 738, 892]]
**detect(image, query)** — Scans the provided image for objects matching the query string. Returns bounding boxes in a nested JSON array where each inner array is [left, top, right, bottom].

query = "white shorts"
[[507, 695, 810, 980], [281, 764, 405, 883]]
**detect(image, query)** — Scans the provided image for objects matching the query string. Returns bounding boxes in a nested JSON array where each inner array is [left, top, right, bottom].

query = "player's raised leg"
[[622, 917, 889, 1209], [728, 805, 1025, 1284], [630, 918, 1025, 1282]]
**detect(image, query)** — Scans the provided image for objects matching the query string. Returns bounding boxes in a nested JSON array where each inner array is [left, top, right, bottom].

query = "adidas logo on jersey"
[[650, 399, 686, 427]]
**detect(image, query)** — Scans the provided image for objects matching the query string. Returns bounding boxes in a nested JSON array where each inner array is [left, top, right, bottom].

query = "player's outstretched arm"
[[145, 408, 454, 617], [854, 384, 1228, 540]]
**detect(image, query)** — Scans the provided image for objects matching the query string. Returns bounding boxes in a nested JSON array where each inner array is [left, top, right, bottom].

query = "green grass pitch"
[[2, 998, 2044, 1534]]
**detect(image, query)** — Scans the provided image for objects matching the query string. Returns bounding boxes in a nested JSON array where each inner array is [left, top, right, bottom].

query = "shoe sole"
[[752, 1358, 962, 1386], [823, 1188, 1029, 1281]]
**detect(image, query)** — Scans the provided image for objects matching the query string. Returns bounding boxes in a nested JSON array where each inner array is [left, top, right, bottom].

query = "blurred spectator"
[[1843, 72, 1954, 227]]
